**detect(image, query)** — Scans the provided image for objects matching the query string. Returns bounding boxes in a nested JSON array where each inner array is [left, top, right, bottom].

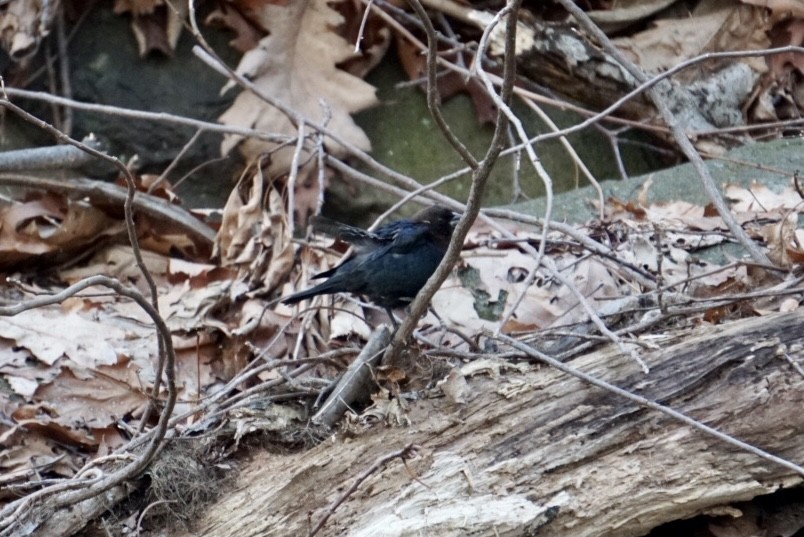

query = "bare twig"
[[2, 86, 291, 144], [544, 257, 649, 372], [354, 0, 376, 53], [518, 94, 605, 217], [307, 443, 421, 537], [0, 137, 102, 171], [151, 129, 205, 193], [56, 5, 73, 136], [287, 121, 308, 236], [782, 352, 804, 379]]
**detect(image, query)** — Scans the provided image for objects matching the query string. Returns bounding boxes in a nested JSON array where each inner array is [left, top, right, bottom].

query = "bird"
[[282, 205, 460, 326]]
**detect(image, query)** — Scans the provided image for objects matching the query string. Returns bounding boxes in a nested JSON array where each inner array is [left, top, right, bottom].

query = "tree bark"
[[177, 309, 804, 537]]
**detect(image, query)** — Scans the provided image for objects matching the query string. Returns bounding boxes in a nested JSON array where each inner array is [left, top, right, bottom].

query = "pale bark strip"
[[313, 326, 392, 429]]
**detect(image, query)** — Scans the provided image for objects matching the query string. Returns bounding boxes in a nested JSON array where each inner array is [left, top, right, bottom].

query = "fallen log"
[[178, 309, 804, 537]]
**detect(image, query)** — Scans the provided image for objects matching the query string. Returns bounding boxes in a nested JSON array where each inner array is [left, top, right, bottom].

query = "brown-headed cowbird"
[[282, 205, 460, 324]]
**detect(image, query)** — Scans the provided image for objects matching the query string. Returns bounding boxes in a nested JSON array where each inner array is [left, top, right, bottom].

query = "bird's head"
[[412, 205, 461, 243]]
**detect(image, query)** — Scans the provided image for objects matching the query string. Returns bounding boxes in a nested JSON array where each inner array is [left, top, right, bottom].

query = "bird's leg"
[[426, 306, 449, 345], [428, 306, 445, 326], [428, 306, 480, 350], [385, 307, 400, 330]]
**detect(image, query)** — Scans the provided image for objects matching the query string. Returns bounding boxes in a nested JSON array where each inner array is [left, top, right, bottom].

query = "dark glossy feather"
[[282, 205, 459, 310]]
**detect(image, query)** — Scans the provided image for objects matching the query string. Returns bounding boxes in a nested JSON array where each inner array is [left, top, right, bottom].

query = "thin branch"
[[287, 122, 307, 236], [56, 4, 73, 136], [3, 86, 291, 144], [0, 137, 102, 171], [307, 444, 421, 537], [518, 94, 604, 217], [151, 129, 205, 193], [312, 326, 392, 428], [407, 0, 479, 169]]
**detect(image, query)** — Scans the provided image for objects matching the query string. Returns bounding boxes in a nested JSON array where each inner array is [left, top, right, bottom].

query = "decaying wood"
[[508, 19, 753, 134], [421, 0, 759, 134], [175, 309, 804, 537]]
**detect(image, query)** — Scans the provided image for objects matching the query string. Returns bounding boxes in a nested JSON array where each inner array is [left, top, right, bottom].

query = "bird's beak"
[[450, 212, 461, 227]]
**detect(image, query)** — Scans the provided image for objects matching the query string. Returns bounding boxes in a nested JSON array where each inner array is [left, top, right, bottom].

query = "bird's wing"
[[308, 219, 429, 280], [313, 223, 428, 280], [383, 222, 431, 254], [310, 216, 385, 249]]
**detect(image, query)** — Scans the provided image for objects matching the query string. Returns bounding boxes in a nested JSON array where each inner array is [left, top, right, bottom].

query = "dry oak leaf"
[[33, 365, 150, 431], [113, 0, 188, 57], [215, 174, 295, 295], [0, 308, 154, 369], [0, 0, 56, 60], [741, 0, 804, 18], [725, 181, 804, 212], [0, 196, 123, 269], [219, 0, 377, 172], [613, 4, 770, 75], [206, 0, 268, 53]]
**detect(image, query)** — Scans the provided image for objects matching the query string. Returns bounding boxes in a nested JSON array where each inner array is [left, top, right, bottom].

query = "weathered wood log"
[[421, 0, 761, 134], [178, 309, 804, 537]]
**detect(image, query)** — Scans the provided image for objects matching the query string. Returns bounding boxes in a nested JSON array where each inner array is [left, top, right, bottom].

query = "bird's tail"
[[281, 281, 335, 305]]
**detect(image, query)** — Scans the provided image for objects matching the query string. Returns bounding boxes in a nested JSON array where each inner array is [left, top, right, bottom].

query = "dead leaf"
[[13, 402, 129, 447], [725, 181, 804, 212], [587, 0, 678, 33], [0, 0, 55, 60], [219, 0, 377, 173], [159, 279, 231, 333], [768, 18, 804, 76], [779, 297, 800, 312], [59, 244, 170, 284], [113, 0, 163, 15], [215, 173, 296, 296], [34, 365, 150, 430], [215, 172, 266, 265], [760, 212, 799, 267], [396, 37, 496, 124], [741, 0, 804, 18], [329, 300, 371, 340], [0, 309, 145, 367], [612, 6, 767, 74], [0, 196, 124, 269], [118, 0, 188, 56], [0, 426, 76, 479], [206, 1, 266, 53]]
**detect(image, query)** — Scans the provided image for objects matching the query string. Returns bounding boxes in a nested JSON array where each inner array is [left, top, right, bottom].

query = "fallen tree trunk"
[[178, 309, 804, 537]]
